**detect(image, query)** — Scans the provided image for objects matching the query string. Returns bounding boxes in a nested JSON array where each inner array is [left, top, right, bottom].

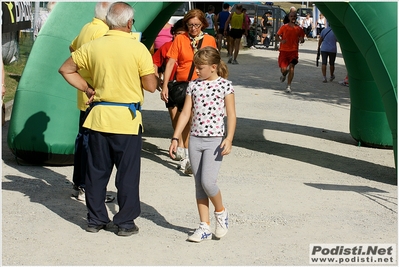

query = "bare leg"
[[227, 36, 233, 56], [233, 38, 240, 60], [287, 64, 295, 86], [330, 65, 335, 77], [197, 198, 210, 223], [196, 191, 224, 223], [216, 34, 222, 51], [182, 116, 191, 149], [169, 107, 184, 148]]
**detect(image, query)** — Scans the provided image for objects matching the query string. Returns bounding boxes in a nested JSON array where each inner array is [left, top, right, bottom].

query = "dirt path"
[[2, 39, 396, 266]]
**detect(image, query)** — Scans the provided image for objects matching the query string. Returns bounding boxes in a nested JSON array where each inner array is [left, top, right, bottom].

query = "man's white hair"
[[95, 2, 113, 21], [106, 2, 134, 28]]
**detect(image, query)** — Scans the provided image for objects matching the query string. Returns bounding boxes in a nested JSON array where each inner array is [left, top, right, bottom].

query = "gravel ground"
[[2, 39, 397, 266]]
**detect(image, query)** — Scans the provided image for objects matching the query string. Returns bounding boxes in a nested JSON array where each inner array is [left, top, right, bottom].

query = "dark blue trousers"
[[72, 111, 89, 188], [85, 129, 142, 229]]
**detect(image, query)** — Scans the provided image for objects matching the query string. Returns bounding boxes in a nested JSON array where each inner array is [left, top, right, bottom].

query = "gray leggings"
[[188, 136, 223, 199]]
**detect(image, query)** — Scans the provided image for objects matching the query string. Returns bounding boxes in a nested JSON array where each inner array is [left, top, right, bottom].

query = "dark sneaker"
[[280, 70, 288, 82], [117, 225, 139, 237], [86, 222, 113, 233]]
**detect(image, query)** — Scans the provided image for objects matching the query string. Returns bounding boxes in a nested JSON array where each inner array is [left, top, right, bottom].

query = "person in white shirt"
[[301, 13, 313, 38]]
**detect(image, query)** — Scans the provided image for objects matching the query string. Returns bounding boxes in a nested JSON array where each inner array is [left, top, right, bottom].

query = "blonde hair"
[[194, 47, 228, 79]]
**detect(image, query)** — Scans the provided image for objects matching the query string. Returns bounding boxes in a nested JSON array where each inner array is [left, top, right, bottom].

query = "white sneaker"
[[285, 86, 291, 93], [72, 184, 80, 197], [178, 158, 188, 170], [76, 187, 85, 201], [174, 147, 185, 161], [214, 208, 229, 238], [187, 222, 212, 242], [178, 158, 193, 175], [184, 159, 193, 175]]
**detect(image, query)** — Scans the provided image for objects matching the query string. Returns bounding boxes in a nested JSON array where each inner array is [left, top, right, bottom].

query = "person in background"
[[241, 8, 250, 46], [160, 9, 217, 175], [215, 3, 230, 51], [224, 4, 248, 64], [316, 13, 327, 39], [301, 13, 313, 39], [152, 19, 186, 160], [276, 11, 305, 93], [204, 5, 217, 37], [153, 20, 173, 53], [283, 6, 297, 24], [59, 2, 158, 236], [169, 46, 236, 242], [317, 26, 337, 83], [261, 11, 273, 47], [69, 2, 114, 203], [34, 2, 56, 39]]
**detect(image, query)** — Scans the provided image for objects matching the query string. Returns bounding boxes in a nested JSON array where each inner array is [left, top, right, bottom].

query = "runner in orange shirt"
[[276, 11, 305, 93]]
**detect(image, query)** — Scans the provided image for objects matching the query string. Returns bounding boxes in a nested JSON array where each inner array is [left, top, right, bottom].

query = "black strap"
[[173, 37, 204, 81], [322, 29, 332, 39]]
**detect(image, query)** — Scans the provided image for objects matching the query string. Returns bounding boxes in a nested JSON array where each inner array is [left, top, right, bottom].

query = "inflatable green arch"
[[7, 2, 397, 167], [315, 1, 397, 163]]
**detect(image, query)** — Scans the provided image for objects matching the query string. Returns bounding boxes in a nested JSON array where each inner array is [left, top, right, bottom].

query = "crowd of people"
[[15, 1, 341, 242], [57, 1, 237, 242]]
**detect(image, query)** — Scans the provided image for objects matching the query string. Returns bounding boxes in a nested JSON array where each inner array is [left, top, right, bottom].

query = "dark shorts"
[[218, 28, 227, 35], [321, 51, 337, 66], [166, 82, 185, 112], [229, 28, 243, 40], [165, 96, 179, 110]]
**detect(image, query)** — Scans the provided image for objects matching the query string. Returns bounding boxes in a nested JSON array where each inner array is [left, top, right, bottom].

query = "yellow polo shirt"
[[71, 30, 154, 135], [70, 18, 109, 111]]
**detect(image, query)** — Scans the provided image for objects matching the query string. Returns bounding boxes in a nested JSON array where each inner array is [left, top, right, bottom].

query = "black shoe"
[[86, 222, 113, 233], [117, 225, 139, 237], [86, 224, 106, 233], [105, 194, 115, 203]]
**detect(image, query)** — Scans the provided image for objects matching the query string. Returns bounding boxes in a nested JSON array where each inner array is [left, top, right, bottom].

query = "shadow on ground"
[[142, 109, 396, 185], [2, 122, 191, 234]]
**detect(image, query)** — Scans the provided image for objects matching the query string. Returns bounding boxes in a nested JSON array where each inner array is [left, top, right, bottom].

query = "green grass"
[[3, 31, 34, 103]]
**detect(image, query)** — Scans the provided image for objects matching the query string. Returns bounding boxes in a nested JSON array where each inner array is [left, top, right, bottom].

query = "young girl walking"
[[169, 46, 236, 242]]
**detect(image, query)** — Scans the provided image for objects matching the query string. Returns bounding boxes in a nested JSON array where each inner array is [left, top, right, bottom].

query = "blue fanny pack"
[[90, 102, 141, 118]]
